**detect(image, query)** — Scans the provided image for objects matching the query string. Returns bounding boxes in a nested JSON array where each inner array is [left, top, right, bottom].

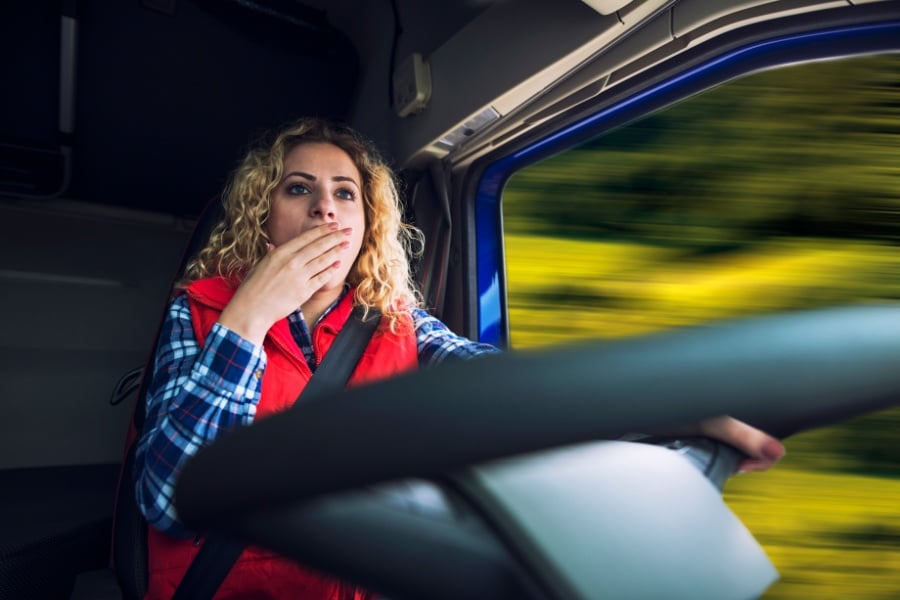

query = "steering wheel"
[[175, 304, 900, 599]]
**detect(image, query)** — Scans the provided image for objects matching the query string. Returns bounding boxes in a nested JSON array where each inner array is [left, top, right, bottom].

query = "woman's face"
[[267, 141, 366, 290]]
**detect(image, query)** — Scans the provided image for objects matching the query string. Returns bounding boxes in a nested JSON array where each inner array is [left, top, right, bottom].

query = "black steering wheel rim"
[[176, 303, 900, 531]]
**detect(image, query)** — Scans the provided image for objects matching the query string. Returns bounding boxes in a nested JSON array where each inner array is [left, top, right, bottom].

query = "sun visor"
[[579, 0, 636, 15]]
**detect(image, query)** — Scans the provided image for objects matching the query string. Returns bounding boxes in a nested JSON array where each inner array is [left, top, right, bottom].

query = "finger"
[[700, 416, 785, 472], [300, 239, 351, 274], [736, 437, 786, 473], [274, 228, 354, 272], [738, 458, 775, 474], [275, 222, 344, 253], [304, 259, 344, 292], [303, 228, 353, 266]]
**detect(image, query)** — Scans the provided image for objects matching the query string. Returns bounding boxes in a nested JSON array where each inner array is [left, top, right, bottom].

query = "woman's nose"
[[309, 193, 336, 219]]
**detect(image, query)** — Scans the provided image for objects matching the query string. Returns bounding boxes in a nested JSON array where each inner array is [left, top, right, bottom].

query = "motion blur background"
[[502, 53, 900, 598]]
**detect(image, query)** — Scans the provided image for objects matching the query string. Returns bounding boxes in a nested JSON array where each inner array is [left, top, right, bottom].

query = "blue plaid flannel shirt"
[[134, 292, 499, 537]]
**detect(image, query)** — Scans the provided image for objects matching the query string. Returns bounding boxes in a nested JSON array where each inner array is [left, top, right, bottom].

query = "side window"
[[502, 53, 900, 599]]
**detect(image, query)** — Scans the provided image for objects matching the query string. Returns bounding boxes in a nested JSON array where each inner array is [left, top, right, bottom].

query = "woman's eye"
[[336, 188, 356, 200], [286, 183, 311, 195]]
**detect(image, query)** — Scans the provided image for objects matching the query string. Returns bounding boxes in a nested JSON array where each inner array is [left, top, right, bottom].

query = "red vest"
[[145, 277, 418, 600]]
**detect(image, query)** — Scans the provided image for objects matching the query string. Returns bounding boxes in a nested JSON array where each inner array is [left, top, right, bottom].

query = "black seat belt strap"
[[172, 306, 381, 600], [172, 537, 246, 600], [301, 306, 382, 402]]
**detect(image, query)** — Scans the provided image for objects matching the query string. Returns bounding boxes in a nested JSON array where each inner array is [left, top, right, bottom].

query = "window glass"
[[502, 53, 900, 599]]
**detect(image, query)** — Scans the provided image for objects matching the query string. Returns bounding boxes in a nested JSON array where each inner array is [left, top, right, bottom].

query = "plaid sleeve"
[[412, 307, 501, 367], [134, 294, 266, 537]]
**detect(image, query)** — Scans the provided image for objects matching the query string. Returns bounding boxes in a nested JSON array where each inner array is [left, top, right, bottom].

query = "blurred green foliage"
[[502, 52, 900, 597], [505, 54, 900, 247]]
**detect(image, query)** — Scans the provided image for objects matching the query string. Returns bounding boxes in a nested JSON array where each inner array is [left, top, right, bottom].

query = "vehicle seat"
[[70, 198, 223, 600]]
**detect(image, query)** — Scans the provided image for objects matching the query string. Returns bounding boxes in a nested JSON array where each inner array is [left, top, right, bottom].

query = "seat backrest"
[[109, 198, 224, 600]]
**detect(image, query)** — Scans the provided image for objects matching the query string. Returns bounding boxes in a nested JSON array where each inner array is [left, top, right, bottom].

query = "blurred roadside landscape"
[[502, 53, 900, 598]]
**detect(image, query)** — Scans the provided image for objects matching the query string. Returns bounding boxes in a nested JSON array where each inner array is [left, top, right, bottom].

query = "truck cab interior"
[[2, 1, 899, 599]]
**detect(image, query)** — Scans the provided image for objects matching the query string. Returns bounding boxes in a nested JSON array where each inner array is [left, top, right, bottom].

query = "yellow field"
[[726, 462, 900, 598], [505, 233, 900, 348], [504, 232, 900, 597]]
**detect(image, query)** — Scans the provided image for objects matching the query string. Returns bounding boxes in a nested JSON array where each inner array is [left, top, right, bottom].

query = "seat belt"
[[171, 305, 382, 600]]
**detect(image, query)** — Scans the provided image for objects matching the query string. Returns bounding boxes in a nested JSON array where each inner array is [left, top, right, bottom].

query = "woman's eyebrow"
[[333, 175, 360, 187], [283, 171, 315, 181], [282, 172, 359, 187]]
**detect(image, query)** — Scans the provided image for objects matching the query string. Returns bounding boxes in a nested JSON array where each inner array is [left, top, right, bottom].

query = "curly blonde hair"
[[180, 117, 423, 329]]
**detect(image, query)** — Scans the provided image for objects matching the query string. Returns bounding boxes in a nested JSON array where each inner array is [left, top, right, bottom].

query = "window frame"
[[467, 16, 900, 348]]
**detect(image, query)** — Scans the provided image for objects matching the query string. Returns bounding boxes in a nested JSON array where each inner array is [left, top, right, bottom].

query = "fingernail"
[[328, 222, 339, 230], [763, 439, 786, 461], [343, 227, 353, 235]]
